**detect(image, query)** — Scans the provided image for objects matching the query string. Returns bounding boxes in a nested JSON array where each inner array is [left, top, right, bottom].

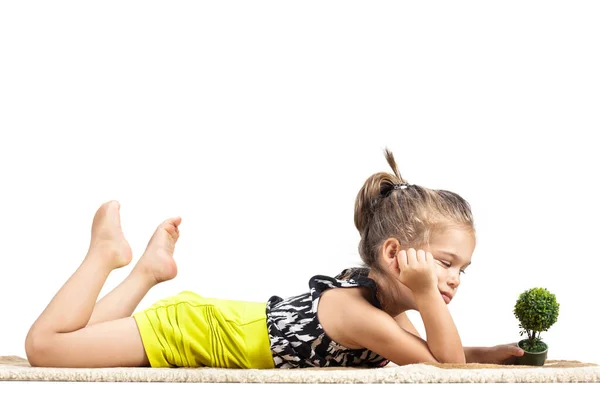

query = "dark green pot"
[[516, 339, 548, 366]]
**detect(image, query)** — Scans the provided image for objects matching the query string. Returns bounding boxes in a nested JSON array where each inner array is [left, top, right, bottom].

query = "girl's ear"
[[381, 238, 401, 273]]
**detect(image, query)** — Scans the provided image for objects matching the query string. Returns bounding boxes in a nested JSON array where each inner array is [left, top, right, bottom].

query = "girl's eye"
[[459, 270, 467, 275], [438, 260, 451, 267]]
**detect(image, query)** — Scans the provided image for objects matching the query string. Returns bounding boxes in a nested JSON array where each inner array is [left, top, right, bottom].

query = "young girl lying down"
[[25, 148, 524, 369]]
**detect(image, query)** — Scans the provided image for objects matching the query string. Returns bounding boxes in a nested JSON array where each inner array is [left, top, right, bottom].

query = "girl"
[[24, 148, 524, 369]]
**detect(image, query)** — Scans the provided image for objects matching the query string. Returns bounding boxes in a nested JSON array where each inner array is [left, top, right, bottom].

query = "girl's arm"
[[319, 288, 462, 365], [411, 287, 466, 363]]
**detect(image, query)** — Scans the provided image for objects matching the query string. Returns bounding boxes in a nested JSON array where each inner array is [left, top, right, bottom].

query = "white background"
[[1, 0, 599, 396]]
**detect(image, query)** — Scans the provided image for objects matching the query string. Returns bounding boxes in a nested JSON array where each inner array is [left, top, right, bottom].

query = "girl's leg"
[[87, 218, 180, 326], [29, 316, 150, 368], [24, 200, 182, 368]]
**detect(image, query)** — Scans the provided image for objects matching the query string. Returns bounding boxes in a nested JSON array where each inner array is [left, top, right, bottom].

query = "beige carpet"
[[1, 356, 599, 383]]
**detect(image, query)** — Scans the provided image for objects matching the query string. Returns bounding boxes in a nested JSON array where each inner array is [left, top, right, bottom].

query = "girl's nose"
[[447, 272, 460, 289]]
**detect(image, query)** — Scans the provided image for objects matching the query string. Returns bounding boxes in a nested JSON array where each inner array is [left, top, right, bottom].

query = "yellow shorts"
[[133, 291, 275, 369]]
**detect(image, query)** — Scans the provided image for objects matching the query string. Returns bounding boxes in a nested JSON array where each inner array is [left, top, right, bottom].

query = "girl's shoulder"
[[316, 274, 387, 350]]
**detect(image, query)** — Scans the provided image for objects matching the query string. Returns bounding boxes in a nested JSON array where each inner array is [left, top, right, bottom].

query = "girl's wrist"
[[413, 286, 443, 304], [464, 346, 488, 363]]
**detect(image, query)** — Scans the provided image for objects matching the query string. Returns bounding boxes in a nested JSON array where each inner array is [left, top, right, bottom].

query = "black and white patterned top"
[[265, 267, 390, 369]]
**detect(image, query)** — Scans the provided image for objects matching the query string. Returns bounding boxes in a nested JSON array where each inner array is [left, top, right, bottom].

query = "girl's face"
[[379, 227, 476, 312], [425, 227, 476, 305]]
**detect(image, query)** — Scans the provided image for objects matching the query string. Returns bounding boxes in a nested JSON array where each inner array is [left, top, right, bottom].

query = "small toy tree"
[[513, 287, 560, 352]]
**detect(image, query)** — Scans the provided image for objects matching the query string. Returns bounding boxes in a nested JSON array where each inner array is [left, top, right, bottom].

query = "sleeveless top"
[[265, 267, 390, 368]]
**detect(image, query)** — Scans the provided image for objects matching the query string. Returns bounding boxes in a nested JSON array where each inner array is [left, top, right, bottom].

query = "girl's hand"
[[396, 249, 438, 294], [482, 343, 525, 365]]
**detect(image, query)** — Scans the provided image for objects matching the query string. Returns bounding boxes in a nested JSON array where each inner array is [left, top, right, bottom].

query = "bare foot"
[[134, 217, 182, 285], [89, 200, 133, 269]]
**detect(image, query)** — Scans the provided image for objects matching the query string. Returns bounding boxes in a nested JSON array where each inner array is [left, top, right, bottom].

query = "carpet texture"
[[1, 356, 599, 383]]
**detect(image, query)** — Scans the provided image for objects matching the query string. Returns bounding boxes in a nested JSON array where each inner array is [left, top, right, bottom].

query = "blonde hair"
[[353, 148, 475, 309]]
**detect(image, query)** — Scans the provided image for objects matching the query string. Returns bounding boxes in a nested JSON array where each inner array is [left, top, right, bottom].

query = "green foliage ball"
[[514, 287, 560, 335]]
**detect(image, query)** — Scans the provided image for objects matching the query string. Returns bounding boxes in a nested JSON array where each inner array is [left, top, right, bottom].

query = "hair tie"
[[393, 183, 410, 190]]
